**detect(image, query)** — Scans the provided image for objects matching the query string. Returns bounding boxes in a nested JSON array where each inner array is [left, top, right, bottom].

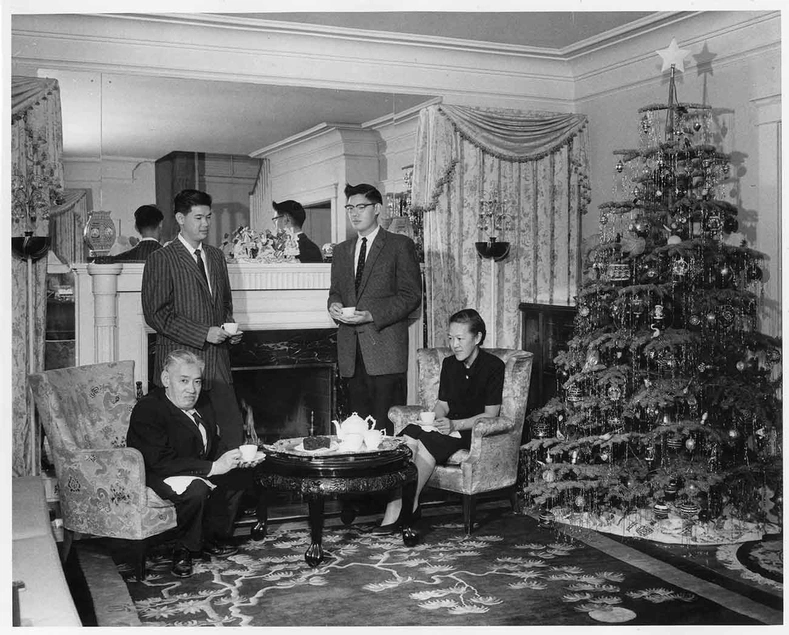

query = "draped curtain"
[[11, 76, 65, 475], [412, 104, 589, 349], [248, 158, 272, 232]]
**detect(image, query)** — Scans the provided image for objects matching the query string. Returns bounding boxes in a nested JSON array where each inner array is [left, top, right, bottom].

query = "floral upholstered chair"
[[28, 360, 177, 580], [389, 348, 533, 534]]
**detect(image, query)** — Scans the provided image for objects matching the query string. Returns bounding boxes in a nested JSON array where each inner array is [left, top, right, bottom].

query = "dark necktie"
[[355, 237, 367, 293], [194, 248, 209, 285], [192, 411, 208, 449]]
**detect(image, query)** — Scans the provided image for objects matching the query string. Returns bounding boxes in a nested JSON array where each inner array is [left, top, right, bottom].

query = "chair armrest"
[[388, 405, 423, 435], [57, 446, 149, 499], [471, 415, 516, 439]]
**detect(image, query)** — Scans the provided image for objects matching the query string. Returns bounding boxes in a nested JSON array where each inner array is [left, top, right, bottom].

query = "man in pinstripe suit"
[[142, 189, 245, 447], [328, 183, 422, 436]]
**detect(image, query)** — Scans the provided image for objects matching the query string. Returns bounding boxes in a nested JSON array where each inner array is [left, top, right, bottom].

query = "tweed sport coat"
[[142, 239, 234, 390], [328, 228, 422, 377], [126, 388, 228, 500]]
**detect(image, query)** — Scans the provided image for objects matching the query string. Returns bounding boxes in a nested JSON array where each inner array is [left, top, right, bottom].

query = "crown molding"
[[363, 97, 443, 129], [250, 122, 365, 158]]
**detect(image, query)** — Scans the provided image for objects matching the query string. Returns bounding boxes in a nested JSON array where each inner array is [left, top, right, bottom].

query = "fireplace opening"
[[233, 363, 335, 444]]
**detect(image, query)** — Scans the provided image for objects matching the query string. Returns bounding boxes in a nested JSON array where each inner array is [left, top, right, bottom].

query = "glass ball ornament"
[[542, 470, 556, 483], [599, 450, 610, 462], [705, 311, 717, 325], [685, 437, 696, 451], [688, 314, 702, 329], [574, 495, 585, 510], [727, 428, 741, 441], [578, 304, 591, 318], [607, 385, 622, 401], [693, 121, 702, 132], [723, 216, 739, 233], [747, 265, 763, 282]]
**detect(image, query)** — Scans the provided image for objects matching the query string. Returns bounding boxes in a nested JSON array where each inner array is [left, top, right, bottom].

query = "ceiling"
[[26, 11, 658, 160]]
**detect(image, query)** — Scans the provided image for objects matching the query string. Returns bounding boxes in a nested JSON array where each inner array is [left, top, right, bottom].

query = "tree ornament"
[[607, 385, 622, 401], [567, 386, 583, 403], [705, 311, 717, 326], [667, 235, 682, 245], [653, 503, 669, 520], [640, 115, 650, 133], [672, 256, 690, 276], [688, 314, 702, 329], [727, 428, 741, 442], [685, 437, 696, 451], [723, 216, 739, 233], [693, 121, 702, 132], [574, 495, 585, 510], [599, 450, 610, 462], [616, 160, 624, 173], [630, 217, 651, 237], [704, 213, 722, 233], [542, 470, 556, 483], [747, 265, 763, 282]]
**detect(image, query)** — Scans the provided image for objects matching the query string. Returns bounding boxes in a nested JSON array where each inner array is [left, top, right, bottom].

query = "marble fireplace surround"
[[72, 262, 421, 402]]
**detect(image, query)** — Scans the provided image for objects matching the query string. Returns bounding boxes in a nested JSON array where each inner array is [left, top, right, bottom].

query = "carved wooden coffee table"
[[255, 436, 418, 566]]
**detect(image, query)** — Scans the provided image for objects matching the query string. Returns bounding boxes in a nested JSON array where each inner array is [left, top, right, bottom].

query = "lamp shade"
[[475, 237, 510, 261], [12, 231, 50, 261]]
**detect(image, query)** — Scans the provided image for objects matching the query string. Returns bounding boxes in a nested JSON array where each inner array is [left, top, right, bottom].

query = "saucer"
[[420, 425, 438, 433], [239, 450, 266, 467]]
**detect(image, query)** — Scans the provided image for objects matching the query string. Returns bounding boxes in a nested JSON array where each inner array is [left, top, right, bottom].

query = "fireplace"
[[230, 328, 348, 443]]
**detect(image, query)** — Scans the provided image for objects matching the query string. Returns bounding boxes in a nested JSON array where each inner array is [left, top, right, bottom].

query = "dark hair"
[[174, 189, 212, 216], [449, 308, 487, 345], [344, 183, 382, 206], [272, 200, 306, 227], [133, 205, 164, 231]]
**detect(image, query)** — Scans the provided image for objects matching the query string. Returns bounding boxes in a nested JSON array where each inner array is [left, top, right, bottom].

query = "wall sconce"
[[476, 198, 512, 261]]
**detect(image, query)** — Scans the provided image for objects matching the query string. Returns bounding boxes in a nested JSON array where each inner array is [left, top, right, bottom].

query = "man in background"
[[272, 199, 323, 263], [328, 183, 422, 435], [142, 189, 245, 447], [109, 204, 164, 262]]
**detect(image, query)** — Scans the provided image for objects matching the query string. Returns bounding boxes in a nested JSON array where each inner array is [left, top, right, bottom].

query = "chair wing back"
[[417, 347, 533, 426], [28, 361, 137, 452]]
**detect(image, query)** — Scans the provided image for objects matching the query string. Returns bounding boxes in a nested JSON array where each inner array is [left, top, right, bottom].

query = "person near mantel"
[[328, 183, 422, 436], [271, 199, 324, 263], [107, 204, 164, 262], [142, 189, 246, 447]]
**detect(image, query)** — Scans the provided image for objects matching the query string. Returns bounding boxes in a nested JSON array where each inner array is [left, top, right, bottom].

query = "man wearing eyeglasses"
[[328, 183, 422, 436]]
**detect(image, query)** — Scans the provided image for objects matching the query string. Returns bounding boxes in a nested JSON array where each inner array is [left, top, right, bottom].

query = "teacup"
[[420, 411, 436, 425], [239, 443, 258, 462], [341, 306, 356, 318], [339, 433, 364, 452], [222, 322, 239, 335], [364, 429, 386, 450]]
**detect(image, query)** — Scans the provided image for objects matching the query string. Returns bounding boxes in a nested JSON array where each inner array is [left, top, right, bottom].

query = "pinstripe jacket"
[[328, 228, 422, 377], [142, 239, 234, 389]]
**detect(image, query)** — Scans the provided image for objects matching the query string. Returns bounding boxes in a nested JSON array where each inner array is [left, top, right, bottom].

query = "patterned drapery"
[[412, 104, 589, 349], [248, 158, 272, 232], [11, 76, 64, 475]]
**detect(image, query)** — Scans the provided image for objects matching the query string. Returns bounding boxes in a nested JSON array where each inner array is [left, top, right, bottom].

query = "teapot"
[[333, 412, 376, 440]]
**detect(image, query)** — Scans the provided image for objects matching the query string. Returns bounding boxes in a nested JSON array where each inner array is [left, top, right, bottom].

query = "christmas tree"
[[521, 40, 782, 540]]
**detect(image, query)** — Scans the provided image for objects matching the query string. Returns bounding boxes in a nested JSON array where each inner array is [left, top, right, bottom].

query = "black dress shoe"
[[172, 547, 193, 578], [203, 540, 238, 558]]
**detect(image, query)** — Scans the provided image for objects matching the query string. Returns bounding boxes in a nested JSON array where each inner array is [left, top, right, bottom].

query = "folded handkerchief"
[[163, 476, 215, 495]]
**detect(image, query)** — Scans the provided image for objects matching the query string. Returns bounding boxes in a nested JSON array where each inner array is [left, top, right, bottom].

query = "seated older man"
[[127, 349, 259, 577]]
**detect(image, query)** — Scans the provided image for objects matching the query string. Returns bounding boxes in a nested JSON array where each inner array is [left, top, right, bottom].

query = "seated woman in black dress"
[[374, 308, 505, 532]]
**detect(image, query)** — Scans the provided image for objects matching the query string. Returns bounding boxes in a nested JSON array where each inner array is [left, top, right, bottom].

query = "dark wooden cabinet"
[[520, 302, 577, 415]]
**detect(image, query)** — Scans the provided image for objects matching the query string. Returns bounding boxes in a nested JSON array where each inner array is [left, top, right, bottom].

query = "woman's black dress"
[[400, 349, 505, 463]]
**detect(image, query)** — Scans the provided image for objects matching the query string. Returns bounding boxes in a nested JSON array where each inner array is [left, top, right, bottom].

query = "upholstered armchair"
[[389, 348, 533, 534], [28, 360, 177, 580]]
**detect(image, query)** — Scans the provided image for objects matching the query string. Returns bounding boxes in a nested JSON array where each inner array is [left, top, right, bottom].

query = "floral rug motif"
[[126, 511, 762, 627]]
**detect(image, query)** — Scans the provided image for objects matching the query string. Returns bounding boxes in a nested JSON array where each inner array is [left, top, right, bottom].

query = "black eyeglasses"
[[344, 203, 376, 213]]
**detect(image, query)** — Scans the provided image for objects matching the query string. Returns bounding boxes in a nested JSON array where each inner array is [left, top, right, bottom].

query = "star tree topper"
[[656, 38, 691, 73]]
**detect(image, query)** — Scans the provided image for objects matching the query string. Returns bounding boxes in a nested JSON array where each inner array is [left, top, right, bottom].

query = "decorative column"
[[87, 263, 123, 363]]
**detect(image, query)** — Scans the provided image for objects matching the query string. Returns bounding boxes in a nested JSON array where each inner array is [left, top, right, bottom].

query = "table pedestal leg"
[[400, 478, 419, 547], [250, 487, 269, 540], [305, 496, 325, 567]]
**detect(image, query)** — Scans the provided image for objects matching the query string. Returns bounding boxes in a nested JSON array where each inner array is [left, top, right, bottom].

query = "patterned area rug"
[[125, 510, 763, 627], [716, 535, 783, 591]]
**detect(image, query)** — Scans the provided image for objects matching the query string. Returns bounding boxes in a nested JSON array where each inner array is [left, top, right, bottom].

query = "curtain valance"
[[12, 76, 60, 122], [438, 104, 587, 162]]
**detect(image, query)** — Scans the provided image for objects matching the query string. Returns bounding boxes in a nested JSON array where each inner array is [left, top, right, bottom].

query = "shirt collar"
[[358, 224, 381, 245], [177, 233, 202, 254]]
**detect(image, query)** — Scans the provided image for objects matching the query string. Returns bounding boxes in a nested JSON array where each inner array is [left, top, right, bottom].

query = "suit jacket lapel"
[[357, 229, 385, 297], [174, 240, 212, 298], [161, 392, 206, 452]]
